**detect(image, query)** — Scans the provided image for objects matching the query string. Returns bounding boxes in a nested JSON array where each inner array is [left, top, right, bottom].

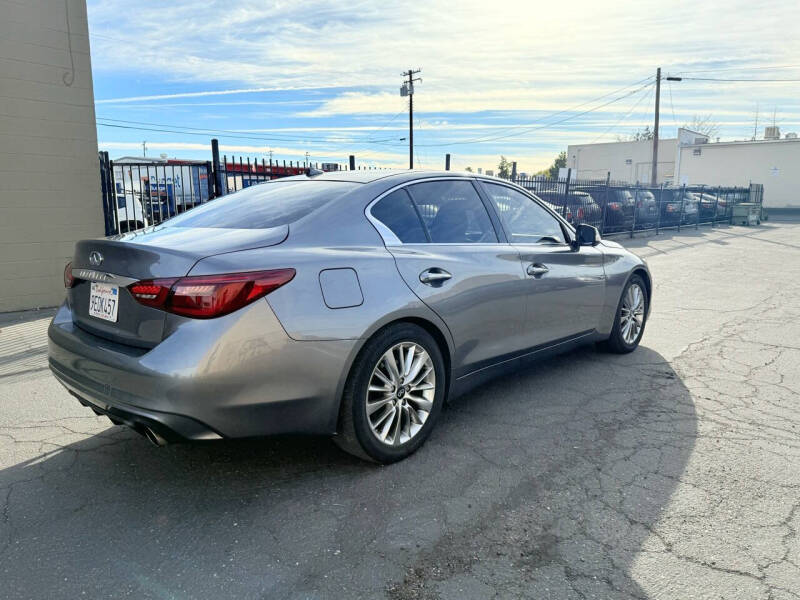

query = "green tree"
[[617, 126, 654, 142], [464, 166, 473, 172], [497, 156, 512, 179], [536, 151, 567, 178]]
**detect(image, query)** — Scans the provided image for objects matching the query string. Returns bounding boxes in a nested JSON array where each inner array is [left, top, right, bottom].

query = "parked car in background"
[[114, 193, 149, 232], [574, 187, 635, 233], [658, 189, 699, 225], [49, 170, 652, 464], [536, 190, 602, 228], [697, 192, 728, 220], [632, 189, 659, 227]]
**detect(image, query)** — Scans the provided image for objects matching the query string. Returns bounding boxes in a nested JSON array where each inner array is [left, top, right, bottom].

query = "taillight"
[[64, 262, 75, 288], [128, 269, 295, 319], [577, 207, 585, 220], [607, 202, 621, 210]]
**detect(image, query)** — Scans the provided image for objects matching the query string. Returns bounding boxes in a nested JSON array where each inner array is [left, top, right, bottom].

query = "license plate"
[[88, 282, 119, 322]]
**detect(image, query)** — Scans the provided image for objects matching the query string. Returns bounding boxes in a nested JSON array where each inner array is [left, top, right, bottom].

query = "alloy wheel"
[[366, 342, 436, 446], [620, 283, 645, 344]]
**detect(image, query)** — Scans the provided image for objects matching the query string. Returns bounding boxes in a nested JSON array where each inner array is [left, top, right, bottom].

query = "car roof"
[[277, 169, 495, 185]]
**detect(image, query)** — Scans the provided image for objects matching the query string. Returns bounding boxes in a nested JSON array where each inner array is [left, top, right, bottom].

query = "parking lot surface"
[[1, 223, 799, 599]]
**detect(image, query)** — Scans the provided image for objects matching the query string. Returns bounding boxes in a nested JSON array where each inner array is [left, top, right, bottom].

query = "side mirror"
[[572, 224, 600, 250]]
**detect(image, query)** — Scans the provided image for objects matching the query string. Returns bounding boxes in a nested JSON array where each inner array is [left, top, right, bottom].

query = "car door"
[[368, 179, 528, 375], [478, 181, 606, 347]]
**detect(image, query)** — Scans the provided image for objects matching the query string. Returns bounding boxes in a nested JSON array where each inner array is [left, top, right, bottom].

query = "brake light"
[[64, 262, 75, 288], [607, 202, 621, 210], [577, 207, 585, 220], [128, 269, 295, 318]]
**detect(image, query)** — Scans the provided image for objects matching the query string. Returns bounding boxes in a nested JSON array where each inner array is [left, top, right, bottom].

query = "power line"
[[677, 77, 800, 82], [674, 64, 800, 75], [415, 78, 656, 147], [419, 74, 656, 146], [589, 83, 655, 144], [95, 117, 402, 145]]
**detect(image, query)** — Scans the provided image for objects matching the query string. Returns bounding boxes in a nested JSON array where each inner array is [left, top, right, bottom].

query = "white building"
[[567, 137, 677, 184], [567, 128, 800, 208]]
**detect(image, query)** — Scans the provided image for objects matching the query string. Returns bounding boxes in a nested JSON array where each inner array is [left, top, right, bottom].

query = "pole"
[[445, 154, 451, 171], [211, 138, 223, 197], [349, 155, 356, 171], [409, 85, 414, 169], [651, 67, 660, 187]]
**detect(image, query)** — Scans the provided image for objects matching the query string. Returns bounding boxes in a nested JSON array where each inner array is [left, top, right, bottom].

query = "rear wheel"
[[600, 274, 648, 354], [335, 323, 446, 463]]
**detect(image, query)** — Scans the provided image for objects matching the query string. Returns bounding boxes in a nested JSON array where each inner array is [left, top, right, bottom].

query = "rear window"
[[164, 181, 358, 229]]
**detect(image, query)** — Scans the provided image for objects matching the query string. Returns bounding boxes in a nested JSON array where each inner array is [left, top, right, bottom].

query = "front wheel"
[[601, 274, 648, 354], [335, 323, 446, 463]]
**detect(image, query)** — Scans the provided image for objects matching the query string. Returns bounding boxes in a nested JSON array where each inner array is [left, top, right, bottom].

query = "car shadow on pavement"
[[1, 344, 695, 599]]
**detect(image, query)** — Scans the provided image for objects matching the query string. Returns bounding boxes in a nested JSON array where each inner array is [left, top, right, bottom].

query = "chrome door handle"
[[419, 268, 452, 285], [527, 263, 549, 277]]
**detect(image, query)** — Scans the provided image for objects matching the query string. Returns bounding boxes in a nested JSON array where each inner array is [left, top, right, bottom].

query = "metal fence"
[[509, 173, 762, 237]]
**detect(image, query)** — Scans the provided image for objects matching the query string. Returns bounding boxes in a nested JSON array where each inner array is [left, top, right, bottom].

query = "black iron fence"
[[99, 140, 380, 235], [99, 143, 763, 238], [509, 173, 762, 237]]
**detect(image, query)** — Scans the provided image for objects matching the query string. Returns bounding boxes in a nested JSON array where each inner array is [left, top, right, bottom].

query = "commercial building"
[[567, 127, 799, 208], [0, 0, 104, 311]]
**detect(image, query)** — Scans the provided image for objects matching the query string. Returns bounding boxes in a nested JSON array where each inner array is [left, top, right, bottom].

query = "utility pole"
[[650, 68, 660, 187], [401, 68, 422, 169], [304, 151, 310, 166], [142, 141, 147, 157]]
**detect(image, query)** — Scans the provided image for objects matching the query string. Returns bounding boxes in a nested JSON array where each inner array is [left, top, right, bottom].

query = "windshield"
[[164, 180, 358, 229]]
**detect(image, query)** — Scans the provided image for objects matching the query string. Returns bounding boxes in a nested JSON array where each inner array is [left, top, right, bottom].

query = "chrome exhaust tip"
[[142, 427, 168, 447]]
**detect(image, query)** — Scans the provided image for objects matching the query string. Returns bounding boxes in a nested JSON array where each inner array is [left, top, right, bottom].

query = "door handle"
[[527, 263, 549, 277], [419, 268, 452, 285]]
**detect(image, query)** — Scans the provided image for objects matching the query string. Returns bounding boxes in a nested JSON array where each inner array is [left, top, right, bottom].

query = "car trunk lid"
[[68, 225, 288, 347]]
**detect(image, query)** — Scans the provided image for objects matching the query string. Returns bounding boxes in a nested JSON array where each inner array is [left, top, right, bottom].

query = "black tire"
[[599, 274, 648, 354], [335, 323, 446, 464]]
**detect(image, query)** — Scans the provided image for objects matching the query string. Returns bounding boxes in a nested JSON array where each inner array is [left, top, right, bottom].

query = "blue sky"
[[88, 0, 800, 173]]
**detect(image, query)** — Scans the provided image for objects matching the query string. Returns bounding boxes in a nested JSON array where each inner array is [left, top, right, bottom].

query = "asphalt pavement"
[[1, 222, 798, 599]]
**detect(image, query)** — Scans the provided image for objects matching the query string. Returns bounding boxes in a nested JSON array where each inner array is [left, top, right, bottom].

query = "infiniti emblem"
[[88, 251, 103, 267]]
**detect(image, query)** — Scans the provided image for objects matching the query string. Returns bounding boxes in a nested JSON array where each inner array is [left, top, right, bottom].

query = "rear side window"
[[407, 181, 497, 243], [164, 181, 358, 229], [370, 189, 428, 243]]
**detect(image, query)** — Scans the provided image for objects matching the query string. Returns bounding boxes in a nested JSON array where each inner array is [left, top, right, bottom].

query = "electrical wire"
[[95, 117, 403, 145], [677, 77, 800, 82], [415, 78, 656, 147], [588, 83, 655, 144]]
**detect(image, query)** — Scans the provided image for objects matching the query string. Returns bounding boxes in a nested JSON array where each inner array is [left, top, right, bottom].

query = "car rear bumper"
[[47, 301, 358, 441]]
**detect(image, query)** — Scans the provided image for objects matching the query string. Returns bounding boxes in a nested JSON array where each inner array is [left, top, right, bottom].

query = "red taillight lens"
[[128, 269, 295, 319], [64, 262, 75, 288], [577, 207, 585, 220], [608, 202, 621, 210], [129, 278, 177, 309]]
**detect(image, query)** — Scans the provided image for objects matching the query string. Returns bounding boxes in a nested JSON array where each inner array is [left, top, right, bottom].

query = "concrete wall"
[[0, 0, 103, 311], [676, 139, 800, 208], [567, 138, 676, 184]]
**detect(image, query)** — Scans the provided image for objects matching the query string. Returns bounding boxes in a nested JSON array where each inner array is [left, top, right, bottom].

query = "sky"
[[88, 0, 800, 174]]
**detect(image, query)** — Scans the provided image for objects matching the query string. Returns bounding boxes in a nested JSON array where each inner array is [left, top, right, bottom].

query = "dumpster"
[[732, 202, 761, 226]]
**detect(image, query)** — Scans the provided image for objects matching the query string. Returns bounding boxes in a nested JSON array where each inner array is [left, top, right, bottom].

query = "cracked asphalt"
[[1, 222, 798, 599]]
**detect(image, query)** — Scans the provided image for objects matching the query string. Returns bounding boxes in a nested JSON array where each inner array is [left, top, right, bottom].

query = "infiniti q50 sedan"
[[48, 170, 651, 463]]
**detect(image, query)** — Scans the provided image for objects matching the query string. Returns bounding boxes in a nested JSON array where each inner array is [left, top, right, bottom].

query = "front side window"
[[482, 183, 564, 244], [406, 181, 497, 243]]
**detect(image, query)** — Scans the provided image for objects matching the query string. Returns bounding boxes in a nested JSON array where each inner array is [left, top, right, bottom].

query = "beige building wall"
[[676, 139, 800, 209], [567, 138, 676, 184], [0, 0, 103, 312]]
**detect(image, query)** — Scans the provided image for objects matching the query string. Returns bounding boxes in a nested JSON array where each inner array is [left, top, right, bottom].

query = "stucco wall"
[[676, 139, 800, 208], [567, 138, 676, 184], [0, 0, 103, 312]]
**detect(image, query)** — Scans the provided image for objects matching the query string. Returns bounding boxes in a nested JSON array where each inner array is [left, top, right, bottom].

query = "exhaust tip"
[[142, 427, 169, 447]]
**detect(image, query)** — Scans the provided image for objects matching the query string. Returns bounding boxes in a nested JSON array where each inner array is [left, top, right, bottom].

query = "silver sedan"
[[48, 171, 651, 463]]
